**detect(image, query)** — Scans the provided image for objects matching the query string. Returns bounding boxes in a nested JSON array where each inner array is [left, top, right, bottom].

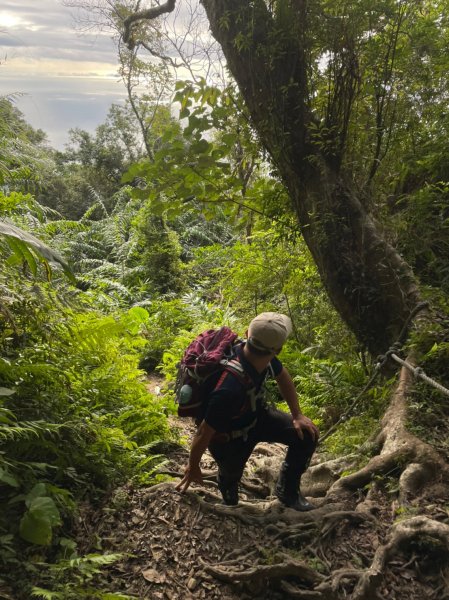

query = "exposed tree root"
[[269, 520, 318, 543], [327, 365, 449, 506], [280, 580, 333, 599], [200, 515, 449, 599], [193, 364, 449, 598], [320, 510, 376, 539], [148, 363, 449, 600], [189, 489, 347, 527], [239, 477, 271, 498], [350, 516, 449, 600], [202, 551, 325, 586], [301, 454, 359, 498]]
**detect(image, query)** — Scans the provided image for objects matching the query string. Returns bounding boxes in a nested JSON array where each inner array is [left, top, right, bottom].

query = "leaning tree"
[[121, 0, 427, 356], [120, 1, 449, 598]]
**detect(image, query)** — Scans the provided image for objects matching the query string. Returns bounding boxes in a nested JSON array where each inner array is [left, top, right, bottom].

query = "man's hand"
[[175, 463, 203, 493], [293, 415, 319, 442], [175, 420, 216, 494]]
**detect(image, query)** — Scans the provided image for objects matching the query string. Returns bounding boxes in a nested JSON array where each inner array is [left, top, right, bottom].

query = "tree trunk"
[[201, 0, 420, 356]]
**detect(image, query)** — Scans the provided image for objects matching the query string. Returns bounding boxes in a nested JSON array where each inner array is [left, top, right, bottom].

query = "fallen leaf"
[[142, 568, 166, 583], [187, 577, 198, 590]]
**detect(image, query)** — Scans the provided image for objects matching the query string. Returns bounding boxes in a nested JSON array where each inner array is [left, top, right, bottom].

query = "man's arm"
[[275, 367, 319, 441], [175, 420, 216, 493]]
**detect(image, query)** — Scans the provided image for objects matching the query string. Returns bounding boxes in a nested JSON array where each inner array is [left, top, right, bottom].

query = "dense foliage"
[[2, 3, 449, 589]]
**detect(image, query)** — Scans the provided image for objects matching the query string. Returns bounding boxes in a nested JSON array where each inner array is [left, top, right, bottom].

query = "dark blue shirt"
[[203, 344, 283, 433]]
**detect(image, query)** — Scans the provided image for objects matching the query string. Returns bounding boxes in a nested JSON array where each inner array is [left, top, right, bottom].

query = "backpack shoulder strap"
[[267, 361, 276, 380], [214, 356, 254, 390]]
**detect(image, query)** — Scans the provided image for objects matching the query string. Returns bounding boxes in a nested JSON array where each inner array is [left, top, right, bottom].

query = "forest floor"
[[76, 375, 449, 600]]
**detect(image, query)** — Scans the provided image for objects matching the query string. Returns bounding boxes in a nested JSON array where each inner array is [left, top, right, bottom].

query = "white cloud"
[[0, 0, 125, 148], [0, 11, 33, 29], [0, 0, 222, 147]]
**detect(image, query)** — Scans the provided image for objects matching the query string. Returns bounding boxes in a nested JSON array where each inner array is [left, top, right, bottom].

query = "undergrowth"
[[407, 293, 449, 460], [0, 275, 172, 599]]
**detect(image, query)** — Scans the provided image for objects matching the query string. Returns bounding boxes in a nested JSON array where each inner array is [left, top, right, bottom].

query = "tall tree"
[[117, 4, 449, 598], [120, 0, 428, 357], [200, 0, 424, 357]]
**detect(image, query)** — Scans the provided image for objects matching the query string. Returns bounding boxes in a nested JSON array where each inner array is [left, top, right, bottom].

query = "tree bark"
[[201, 0, 420, 356]]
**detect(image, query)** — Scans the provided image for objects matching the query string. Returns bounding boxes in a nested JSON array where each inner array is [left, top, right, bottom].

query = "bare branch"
[[123, 0, 177, 46]]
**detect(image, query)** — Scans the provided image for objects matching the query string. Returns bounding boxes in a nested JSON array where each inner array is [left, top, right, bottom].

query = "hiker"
[[176, 312, 319, 511]]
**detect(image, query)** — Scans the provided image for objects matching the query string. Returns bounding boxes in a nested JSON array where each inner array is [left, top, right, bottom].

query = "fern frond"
[[86, 189, 109, 218], [54, 552, 127, 570], [99, 593, 137, 600], [0, 420, 63, 443], [66, 239, 108, 260], [89, 279, 133, 299], [75, 258, 106, 270], [79, 200, 108, 222], [42, 221, 86, 236], [31, 588, 63, 599]]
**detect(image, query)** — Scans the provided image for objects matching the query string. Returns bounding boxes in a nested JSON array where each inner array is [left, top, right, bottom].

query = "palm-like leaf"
[[0, 219, 75, 282]]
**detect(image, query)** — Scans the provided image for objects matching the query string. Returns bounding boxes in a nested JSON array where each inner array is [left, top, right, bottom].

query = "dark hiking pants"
[[208, 407, 317, 494]]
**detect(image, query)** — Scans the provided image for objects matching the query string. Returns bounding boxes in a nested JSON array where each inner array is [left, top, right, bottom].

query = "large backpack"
[[175, 327, 252, 419]]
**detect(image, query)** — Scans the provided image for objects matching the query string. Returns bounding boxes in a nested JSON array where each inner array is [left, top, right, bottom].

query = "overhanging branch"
[[123, 0, 177, 47]]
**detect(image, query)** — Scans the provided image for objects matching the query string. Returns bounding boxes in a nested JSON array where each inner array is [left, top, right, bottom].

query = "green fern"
[[31, 553, 137, 600], [0, 420, 63, 443], [31, 588, 62, 599]]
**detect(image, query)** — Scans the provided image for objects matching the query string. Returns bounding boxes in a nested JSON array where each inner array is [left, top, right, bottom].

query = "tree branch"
[[123, 0, 177, 47]]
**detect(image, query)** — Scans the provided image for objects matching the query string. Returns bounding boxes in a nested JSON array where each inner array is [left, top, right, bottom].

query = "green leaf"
[[26, 482, 48, 503], [20, 510, 53, 545], [28, 496, 61, 526], [20, 496, 61, 545], [190, 139, 210, 154], [6, 235, 38, 276], [31, 587, 64, 599], [0, 387, 15, 396], [0, 219, 75, 282], [0, 467, 19, 488], [221, 132, 238, 148], [121, 307, 149, 335]]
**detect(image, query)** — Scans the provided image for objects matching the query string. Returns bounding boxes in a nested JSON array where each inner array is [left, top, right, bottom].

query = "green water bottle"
[[179, 384, 193, 405]]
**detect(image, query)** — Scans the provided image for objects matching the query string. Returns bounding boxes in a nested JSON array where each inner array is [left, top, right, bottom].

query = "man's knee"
[[303, 429, 318, 452], [288, 429, 317, 462]]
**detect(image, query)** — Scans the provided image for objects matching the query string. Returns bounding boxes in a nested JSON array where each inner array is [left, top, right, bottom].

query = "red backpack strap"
[[214, 369, 231, 391], [214, 357, 253, 391]]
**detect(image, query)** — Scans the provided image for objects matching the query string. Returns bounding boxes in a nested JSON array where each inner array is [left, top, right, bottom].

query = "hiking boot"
[[277, 490, 314, 511], [218, 477, 239, 506], [275, 461, 315, 511], [221, 486, 239, 506]]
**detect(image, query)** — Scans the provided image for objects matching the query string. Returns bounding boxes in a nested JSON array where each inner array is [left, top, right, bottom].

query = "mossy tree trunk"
[[201, 0, 419, 357]]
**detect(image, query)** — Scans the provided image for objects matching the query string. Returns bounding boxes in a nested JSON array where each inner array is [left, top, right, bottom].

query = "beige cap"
[[248, 312, 293, 352]]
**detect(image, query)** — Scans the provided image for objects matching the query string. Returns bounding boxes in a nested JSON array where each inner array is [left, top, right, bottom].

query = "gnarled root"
[[350, 516, 449, 600], [202, 551, 326, 599], [327, 364, 449, 507], [301, 454, 359, 498], [279, 580, 333, 599], [320, 510, 376, 539]]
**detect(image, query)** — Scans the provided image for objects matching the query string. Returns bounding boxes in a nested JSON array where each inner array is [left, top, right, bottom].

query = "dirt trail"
[[79, 421, 288, 599], [77, 418, 448, 599], [76, 373, 449, 599]]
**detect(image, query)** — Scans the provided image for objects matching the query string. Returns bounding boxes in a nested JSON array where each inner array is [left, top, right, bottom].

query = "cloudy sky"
[[1, 0, 127, 149]]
